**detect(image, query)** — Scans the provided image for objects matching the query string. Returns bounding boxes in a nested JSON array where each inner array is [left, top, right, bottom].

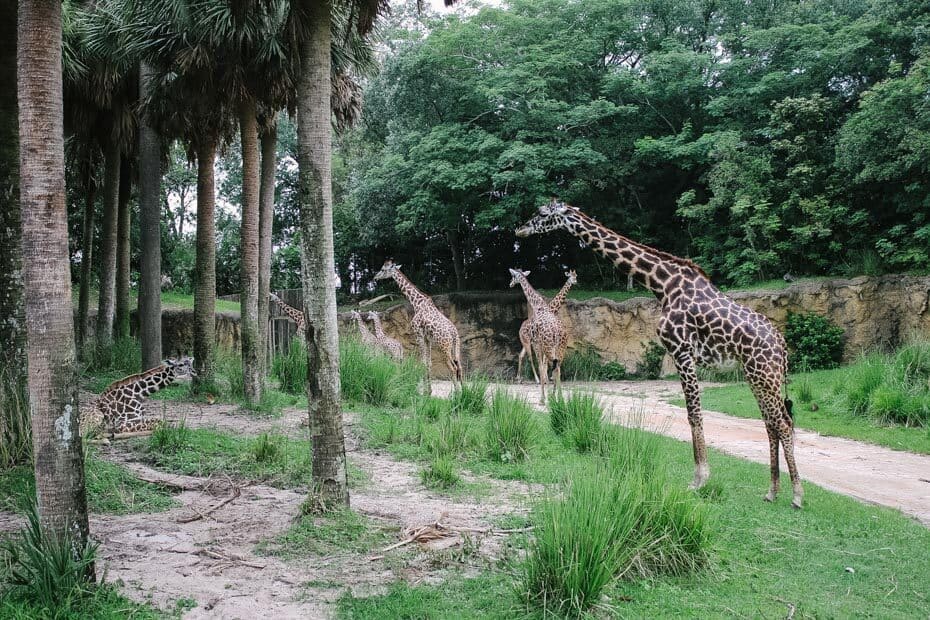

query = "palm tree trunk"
[[138, 62, 163, 371], [95, 139, 120, 351], [17, 0, 91, 571], [0, 0, 29, 467], [239, 100, 262, 404], [76, 174, 95, 355], [297, 0, 349, 508], [258, 117, 277, 377], [114, 156, 132, 341], [193, 137, 217, 390]]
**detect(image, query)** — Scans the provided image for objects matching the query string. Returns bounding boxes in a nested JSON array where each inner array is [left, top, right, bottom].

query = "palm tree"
[[17, 0, 92, 566], [258, 111, 278, 379], [115, 155, 133, 340], [0, 0, 29, 468]]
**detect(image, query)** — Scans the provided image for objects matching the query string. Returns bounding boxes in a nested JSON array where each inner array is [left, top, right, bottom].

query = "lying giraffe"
[[517, 270, 577, 383], [509, 269, 567, 405], [80, 357, 196, 438], [270, 293, 305, 337], [350, 309, 379, 347], [373, 260, 462, 394], [516, 199, 802, 508], [368, 311, 404, 360]]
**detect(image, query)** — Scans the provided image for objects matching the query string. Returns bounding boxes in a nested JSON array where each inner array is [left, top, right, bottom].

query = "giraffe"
[[373, 260, 463, 394], [516, 199, 803, 509], [79, 357, 196, 437], [517, 270, 577, 383], [350, 309, 378, 347], [509, 269, 567, 405], [367, 311, 404, 360], [270, 292, 305, 336]]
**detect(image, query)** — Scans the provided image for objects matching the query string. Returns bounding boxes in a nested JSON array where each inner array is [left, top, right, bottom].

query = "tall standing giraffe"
[[516, 199, 802, 509], [373, 260, 463, 394], [367, 311, 404, 360], [350, 309, 378, 347], [517, 270, 577, 383], [509, 269, 567, 405], [270, 293, 306, 337]]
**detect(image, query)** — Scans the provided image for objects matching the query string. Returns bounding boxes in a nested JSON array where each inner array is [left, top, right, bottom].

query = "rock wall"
[[85, 275, 930, 377]]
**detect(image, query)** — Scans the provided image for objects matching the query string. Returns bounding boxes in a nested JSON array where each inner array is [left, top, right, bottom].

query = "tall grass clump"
[[82, 336, 141, 375], [449, 378, 488, 416], [523, 423, 711, 617], [0, 370, 30, 468], [547, 392, 569, 436], [340, 338, 422, 407], [561, 345, 627, 381], [485, 389, 538, 462], [842, 342, 930, 426], [426, 414, 478, 457], [215, 347, 245, 399], [272, 338, 308, 395], [551, 391, 604, 453], [0, 505, 98, 612], [420, 455, 461, 489]]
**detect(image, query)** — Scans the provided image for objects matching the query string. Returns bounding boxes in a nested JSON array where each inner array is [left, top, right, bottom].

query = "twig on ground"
[[177, 486, 241, 523], [197, 548, 266, 570], [774, 597, 796, 620]]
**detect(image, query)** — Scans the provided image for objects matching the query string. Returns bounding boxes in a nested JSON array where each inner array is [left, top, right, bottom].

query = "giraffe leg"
[[674, 354, 709, 490], [416, 331, 431, 396], [780, 421, 804, 509], [763, 422, 780, 503], [535, 349, 548, 405], [552, 357, 562, 398]]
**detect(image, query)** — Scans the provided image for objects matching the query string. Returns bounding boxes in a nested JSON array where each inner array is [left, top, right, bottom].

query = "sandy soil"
[[434, 380, 930, 526]]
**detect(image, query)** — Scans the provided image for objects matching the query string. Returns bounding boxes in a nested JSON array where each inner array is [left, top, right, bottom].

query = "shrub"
[[420, 455, 460, 489], [271, 338, 307, 395], [785, 311, 844, 370], [340, 338, 422, 408], [636, 341, 666, 379], [449, 378, 488, 416], [1, 505, 98, 611], [485, 389, 538, 462], [561, 345, 627, 381], [524, 424, 710, 616]]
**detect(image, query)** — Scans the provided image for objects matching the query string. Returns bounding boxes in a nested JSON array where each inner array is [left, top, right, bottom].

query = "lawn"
[[687, 365, 930, 455], [71, 287, 241, 314]]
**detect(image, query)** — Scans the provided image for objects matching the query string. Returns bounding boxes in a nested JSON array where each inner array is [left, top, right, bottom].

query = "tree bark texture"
[[17, 0, 91, 569], [258, 119, 277, 377], [239, 100, 262, 404], [95, 139, 120, 350], [114, 156, 132, 341], [76, 176, 95, 355], [193, 138, 217, 389], [137, 63, 163, 370], [297, 0, 349, 508], [0, 0, 29, 467]]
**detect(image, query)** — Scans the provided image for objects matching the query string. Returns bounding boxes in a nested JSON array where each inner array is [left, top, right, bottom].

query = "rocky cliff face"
[[85, 275, 930, 378]]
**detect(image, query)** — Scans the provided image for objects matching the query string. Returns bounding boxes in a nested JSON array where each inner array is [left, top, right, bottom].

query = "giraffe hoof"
[[763, 492, 776, 503], [791, 498, 803, 510]]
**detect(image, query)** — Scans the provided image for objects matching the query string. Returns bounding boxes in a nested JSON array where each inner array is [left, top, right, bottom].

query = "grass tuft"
[[558, 391, 604, 453], [340, 338, 423, 408], [449, 378, 488, 416], [561, 345, 627, 381], [0, 368, 30, 469], [485, 389, 538, 463], [420, 455, 461, 489], [271, 338, 308, 395]]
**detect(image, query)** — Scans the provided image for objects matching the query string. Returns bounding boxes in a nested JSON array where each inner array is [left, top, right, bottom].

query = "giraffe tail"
[[453, 336, 464, 382]]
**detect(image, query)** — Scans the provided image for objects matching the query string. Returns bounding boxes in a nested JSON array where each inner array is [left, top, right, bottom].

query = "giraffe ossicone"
[[516, 200, 803, 509]]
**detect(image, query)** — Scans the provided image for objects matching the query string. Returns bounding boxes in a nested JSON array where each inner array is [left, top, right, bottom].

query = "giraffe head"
[[515, 198, 573, 237], [350, 309, 363, 320], [366, 311, 380, 322], [165, 356, 197, 380], [508, 268, 531, 288], [374, 260, 401, 281], [565, 269, 578, 286]]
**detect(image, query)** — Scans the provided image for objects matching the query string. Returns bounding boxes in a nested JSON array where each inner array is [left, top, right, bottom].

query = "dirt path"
[[435, 380, 930, 526]]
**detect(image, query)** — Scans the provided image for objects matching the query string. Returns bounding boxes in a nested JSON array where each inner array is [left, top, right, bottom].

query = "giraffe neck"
[[391, 270, 431, 310], [549, 277, 575, 311], [273, 296, 302, 322], [516, 277, 549, 313], [355, 315, 373, 338], [561, 211, 687, 297], [134, 365, 175, 398]]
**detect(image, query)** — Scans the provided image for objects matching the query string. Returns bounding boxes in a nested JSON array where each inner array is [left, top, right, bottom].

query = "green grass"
[[337, 429, 930, 618], [484, 389, 538, 463], [689, 364, 930, 455], [0, 453, 177, 516], [140, 424, 313, 488], [257, 508, 393, 559], [419, 455, 461, 489], [340, 338, 424, 408], [71, 287, 240, 314], [448, 378, 489, 416]]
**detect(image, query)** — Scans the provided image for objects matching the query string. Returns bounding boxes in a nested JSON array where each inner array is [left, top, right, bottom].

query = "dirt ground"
[[3, 378, 929, 618], [434, 380, 930, 526]]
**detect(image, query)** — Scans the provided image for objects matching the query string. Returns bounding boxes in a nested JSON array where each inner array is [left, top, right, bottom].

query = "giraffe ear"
[[522, 270, 531, 277], [394, 264, 401, 270]]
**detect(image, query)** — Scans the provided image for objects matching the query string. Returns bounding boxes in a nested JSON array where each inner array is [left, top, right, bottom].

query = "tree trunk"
[[137, 62, 163, 370], [258, 117, 277, 377], [0, 0, 29, 468], [114, 156, 132, 341], [17, 0, 91, 572], [193, 138, 217, 390], [76, 175, 95, 355], [239, 99, 262, 404], [447, 229, 465, 291], [95, 139, 120, 351], [297, 0, 349, 509]]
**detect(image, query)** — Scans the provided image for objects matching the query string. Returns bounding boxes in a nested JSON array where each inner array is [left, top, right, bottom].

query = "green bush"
[[340, 338, 423, 408], [636, 341, 666, 379], [485, 389, 538, 462], [561, 345, 627, 381], [785, 311, 844, 370], [271, 338, 308, 395], [449, 378, 488, 416], [420, 455, 460, 489], [524, 424, 710, 616]]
